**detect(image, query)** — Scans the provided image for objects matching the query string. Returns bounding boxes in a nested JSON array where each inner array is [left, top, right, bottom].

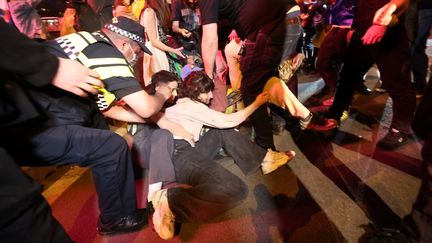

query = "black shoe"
[[359, 223, 415, 243], [376, 129, 408, 151], [97, 209, 148, 235], [357, 83, 373, 95]]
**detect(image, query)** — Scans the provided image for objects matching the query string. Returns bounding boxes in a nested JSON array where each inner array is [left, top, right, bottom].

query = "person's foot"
[[376, 128, 409, 151], [357, 83, 373, 95], [359, 223, 416, 243], [152, 189, 175, 240], [322, 97, 334, 106], [300, 113, 338, 131], [261, 149, 295, 175], [97, 209, 147, 235]]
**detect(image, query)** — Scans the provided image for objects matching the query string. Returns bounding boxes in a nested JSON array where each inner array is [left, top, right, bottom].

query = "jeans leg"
[[196, 129, 266, 175], [168, 144, 248, 223], [411, 9, 432, 91], [133, 126, 176, 184]]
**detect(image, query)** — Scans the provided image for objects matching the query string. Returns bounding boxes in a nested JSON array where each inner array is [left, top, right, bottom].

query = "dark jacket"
[[0, 19, 58, 131]]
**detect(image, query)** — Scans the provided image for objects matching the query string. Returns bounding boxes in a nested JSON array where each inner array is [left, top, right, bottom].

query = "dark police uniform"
[[2, 29, 144, 237]]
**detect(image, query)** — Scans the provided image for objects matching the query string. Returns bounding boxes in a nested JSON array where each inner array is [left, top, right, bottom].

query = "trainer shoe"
[[322, 97, 334, 106], [152, 189, 175, 240], [97, 209, 147, 235], [376, 128, 408, 151], [261, 149, 295, 175], [301, 113, 338, 131]]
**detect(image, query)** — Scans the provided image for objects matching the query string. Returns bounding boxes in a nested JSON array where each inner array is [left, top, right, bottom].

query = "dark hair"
[[179, 71, 214, 102], [145, 0, 171, 31], [146, 70, 180, 94]]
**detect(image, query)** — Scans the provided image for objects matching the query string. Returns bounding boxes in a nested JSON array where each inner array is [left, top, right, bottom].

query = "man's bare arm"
[[201, 23, 219, 78]]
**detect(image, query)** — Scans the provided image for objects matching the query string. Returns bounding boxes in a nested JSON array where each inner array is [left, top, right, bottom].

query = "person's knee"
[[234, 181, 249, 201], [104, 132, 130, 155], [226, 178, 248, 202], [151, 129, 174, 147]]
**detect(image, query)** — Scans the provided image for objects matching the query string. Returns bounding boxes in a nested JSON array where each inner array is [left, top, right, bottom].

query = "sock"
[[148, 182, 163, 202], [299, 112, 313, 130]]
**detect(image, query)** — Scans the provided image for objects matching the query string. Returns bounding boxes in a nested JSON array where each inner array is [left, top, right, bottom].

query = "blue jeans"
[[167, 128, 265, 222], [411, 9, 432, 91], [132, 124, 176, 185]]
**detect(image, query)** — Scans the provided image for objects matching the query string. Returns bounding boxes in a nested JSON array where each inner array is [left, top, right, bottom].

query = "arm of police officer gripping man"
[[201, 23, 219, 78], [121, 86, 172, 118]]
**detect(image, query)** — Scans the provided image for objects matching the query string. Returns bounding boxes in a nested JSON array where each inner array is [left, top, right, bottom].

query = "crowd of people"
[[0, 0, 431, 242]]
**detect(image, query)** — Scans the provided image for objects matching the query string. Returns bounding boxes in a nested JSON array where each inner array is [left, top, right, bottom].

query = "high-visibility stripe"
[[93, 66, 135, 80], [78, 54, 129, 68]]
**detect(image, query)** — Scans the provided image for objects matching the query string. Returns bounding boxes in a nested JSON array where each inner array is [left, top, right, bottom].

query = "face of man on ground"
[[156, 80, 178, 103], [198, 90, 213, 105]]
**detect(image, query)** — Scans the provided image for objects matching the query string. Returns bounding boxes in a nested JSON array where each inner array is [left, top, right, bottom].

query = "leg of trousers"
[[0, 147, 73, 243], [240, 21, 286, 150], [316, 27, 349, 91], [375, 26, 416, 133], [328, 31, 375, 120], [8, 125, 138, 222], [411, 9, 432, 91], [132, 125, 176, 184], [194, 128, 267, 175], [167, 140, 248, 223]]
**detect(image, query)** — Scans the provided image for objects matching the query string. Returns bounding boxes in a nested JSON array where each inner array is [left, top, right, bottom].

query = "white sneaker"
[[261, 149, 295, 175], [152, 189, 175, 240]]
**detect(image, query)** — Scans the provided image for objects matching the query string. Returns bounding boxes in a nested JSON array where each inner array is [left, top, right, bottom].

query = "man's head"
[[148, 70, 180, 103], [103, 16, 151, 65], [179, 71, 214, 105]]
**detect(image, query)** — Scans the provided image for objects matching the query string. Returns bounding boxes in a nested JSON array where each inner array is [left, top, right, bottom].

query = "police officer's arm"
[[122, 87, 172, 118], [0, 19, 102, 97], [201, 23, 218, 78], [102, 105, 146, 123]]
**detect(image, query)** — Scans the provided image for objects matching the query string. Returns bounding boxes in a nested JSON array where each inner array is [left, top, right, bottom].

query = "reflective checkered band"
[[56, 38, 80, 61], [105, 24, 145, 44], [96, 94, 110, 110]]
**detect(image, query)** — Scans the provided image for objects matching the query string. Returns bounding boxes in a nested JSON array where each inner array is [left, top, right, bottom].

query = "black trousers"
[[316, 27, 350, 91], [0, 147, 73, 243], [240, 20, 286, 149], [4, 124, 138, 223], [328, 25, 416, 133]]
